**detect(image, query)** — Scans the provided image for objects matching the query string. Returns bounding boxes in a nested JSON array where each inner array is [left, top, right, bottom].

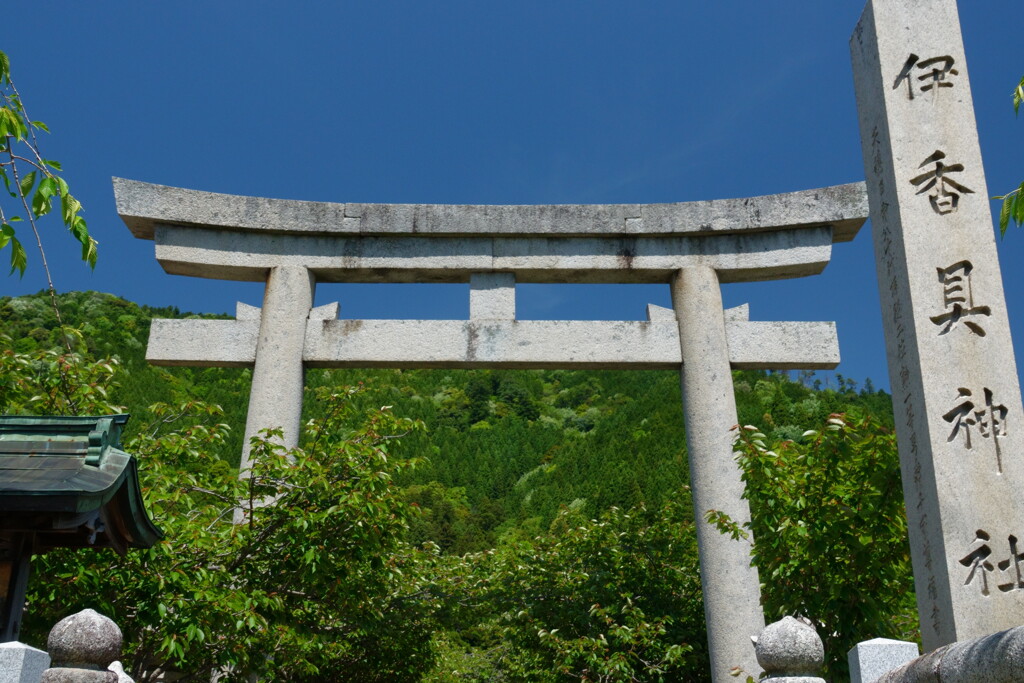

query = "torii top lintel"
[[115, 178, 867, 284]]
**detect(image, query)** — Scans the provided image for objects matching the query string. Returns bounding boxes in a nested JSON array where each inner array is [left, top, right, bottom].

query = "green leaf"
[[0, 108, 20, 139], [18, 170, 36, 198], [32, 176, 58, 217], [43, 159, 62, 171], [31, 120, 49, 133], [0, 50, 9, 82], [9, 236, 26, 276], [0, 107, 27, 140], [70, 213, 88, 240], [1015, 75, 1024, 116], [0, 223, 12, 249], [1000, 194, 1013, 236], [62, 192, 82, 224]]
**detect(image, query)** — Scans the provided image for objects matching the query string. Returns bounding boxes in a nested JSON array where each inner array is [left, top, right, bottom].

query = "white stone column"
[[239, 265, 315, 475], [672, 266, 763, 683], [852, 0, 1024, 649]]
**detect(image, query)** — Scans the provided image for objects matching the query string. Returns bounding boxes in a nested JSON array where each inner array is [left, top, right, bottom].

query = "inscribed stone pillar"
[[240, 266, 315, 474], [852, 0, 1024, 649], [672, 266, 763, 682]]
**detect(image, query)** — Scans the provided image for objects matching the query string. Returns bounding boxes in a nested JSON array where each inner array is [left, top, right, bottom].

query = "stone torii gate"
[[116, 177, 867, 681]]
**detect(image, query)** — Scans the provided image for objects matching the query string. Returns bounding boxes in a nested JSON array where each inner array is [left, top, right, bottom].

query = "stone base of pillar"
[[848, 638, 919, 683], [0, 642, 50, 683]]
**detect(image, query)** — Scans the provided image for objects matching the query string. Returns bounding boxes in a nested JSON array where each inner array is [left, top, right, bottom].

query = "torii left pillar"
[[240, 265, 315, 475], [674, 266, 764, 682]]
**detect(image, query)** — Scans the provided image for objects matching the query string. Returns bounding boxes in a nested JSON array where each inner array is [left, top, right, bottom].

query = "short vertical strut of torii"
[[117, 177, 868, 682]]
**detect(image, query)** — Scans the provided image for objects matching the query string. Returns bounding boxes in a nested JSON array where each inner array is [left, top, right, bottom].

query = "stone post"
[[0, 642, 49, 683], [672, 266, 763, 682], [239, 265, 316, 475], [852, 0, 1024, 649], [848, 638, 919, 683]]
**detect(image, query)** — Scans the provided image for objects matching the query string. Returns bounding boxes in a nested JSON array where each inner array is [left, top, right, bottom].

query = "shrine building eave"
[[0, 415, 163, 554]]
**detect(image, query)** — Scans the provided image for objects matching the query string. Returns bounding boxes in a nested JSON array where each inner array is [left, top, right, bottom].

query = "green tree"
[[3, 291, 910, 681], [0, 330, 120, 415], [453, 501, 708, 682], [11, 337, 439, 680], [709, 414, 917, 681], [994, 75, 1024, 235], [1, 49, 95, 276]]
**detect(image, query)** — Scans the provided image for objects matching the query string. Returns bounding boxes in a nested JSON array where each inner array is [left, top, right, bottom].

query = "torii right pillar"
[[852, 0, 1024, 649]]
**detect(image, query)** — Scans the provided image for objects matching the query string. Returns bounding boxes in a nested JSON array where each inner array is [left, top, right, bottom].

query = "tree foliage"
[[436, 502, 708, 682], [3, 291, 914, 681], [994, 75, 1024, 236], [0, 329, 119, 415], [0, 49, 95, 276], [711, 414, 917, 681], [12, 337, 439, 681]]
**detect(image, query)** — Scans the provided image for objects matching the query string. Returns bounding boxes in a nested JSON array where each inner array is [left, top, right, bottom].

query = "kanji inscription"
[[961, 529, 995, 596], [961, 531, 1024, 596], [943, 387, 1008, 473], [910, 150, 974, 215], [893, 54, 959, 100], [930, 260, 991, 337], [997, 535, 1024, 593]]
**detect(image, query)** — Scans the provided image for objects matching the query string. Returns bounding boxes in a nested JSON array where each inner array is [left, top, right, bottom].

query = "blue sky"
[[3, 2, 1022, 391]]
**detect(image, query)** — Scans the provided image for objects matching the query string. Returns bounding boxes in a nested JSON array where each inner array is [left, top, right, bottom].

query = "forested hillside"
[[1, 291, 909, 682], [1, 291, 893, 551]]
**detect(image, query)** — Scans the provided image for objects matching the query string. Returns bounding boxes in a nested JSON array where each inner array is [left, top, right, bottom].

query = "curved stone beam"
[[115, 178, 867, 242], [116, 178, 866, 284]]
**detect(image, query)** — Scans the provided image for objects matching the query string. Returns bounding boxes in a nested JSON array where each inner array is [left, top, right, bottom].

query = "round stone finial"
[[47, 609, 123, 670], [754, 616, 824, 676]]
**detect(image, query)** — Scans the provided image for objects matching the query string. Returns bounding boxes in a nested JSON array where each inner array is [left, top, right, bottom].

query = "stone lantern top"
[[47, 609, 122, 670], [755, 616, 826, 683]]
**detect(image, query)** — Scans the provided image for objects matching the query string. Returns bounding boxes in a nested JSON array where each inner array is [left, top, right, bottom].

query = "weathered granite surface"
[[41, 610, 121, 683], [239, 266, 315, 474], [876, 625, 1024, 683], [150, 224, 838, 284], [469, 272, 516, 320], [849, 638, 920, 683], [147, 317, 840, 370], [755, 617, 825, 679], [0, 642, 50, 683], [673, 266, 764, 683], [853, 0, 1024, 649], [115, 177, 867, 241]]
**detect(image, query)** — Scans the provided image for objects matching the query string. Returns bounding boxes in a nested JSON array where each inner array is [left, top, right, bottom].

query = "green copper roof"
[[0, 414, 163, 553]]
